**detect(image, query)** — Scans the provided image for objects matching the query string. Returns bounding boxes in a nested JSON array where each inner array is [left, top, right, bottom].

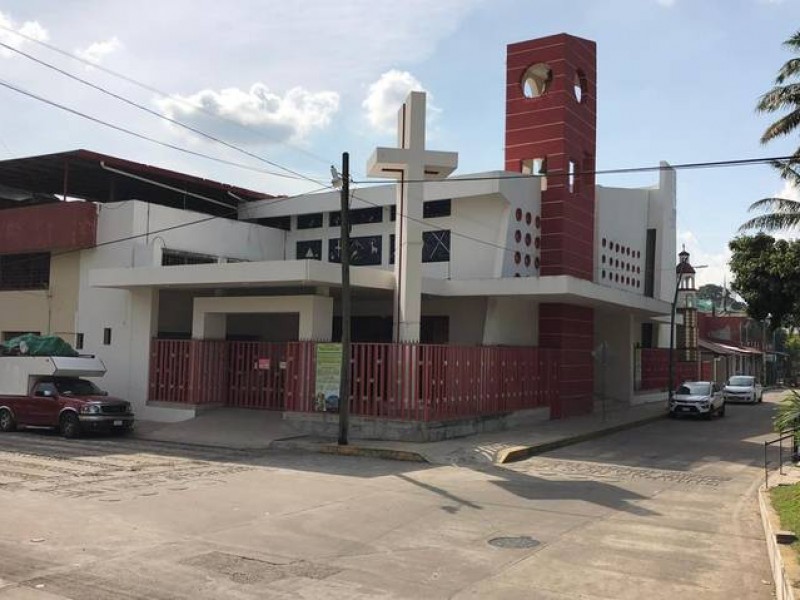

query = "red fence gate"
[[149, 339, 287, 410]]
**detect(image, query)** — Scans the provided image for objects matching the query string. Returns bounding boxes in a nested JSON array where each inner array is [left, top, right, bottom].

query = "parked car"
[[722, 375, 763, 404], [0, 356, 134, 438], [669, 381, 725, 419]]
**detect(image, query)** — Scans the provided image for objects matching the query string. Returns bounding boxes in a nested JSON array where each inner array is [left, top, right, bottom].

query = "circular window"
[[525, 233, 532, 246], [615, 274, 619, 282], [521, 63, 552, 99], [515, 230, 522, 243], [525, 212, 532, 225], [515, 208, 522, 222], [535, 237, 541, 249], [602, 270, 606, 279], [601, 255, 606, 264], [636, 266, 640, 274], [573, 69, 587, 103], [615, 243, 620, 253], [535, 216, 541, 229], [524, 254, 531, 267], [615, 259, 619, 268], [514, 251, 521, 265], [626, 277, 630, 285], [602, 238, 607, 248], [534, 257, 541, 269]]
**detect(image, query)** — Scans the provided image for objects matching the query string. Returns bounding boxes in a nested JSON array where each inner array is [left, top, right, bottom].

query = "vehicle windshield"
[[676, 382, 711, 396], [52, 378, 106, 396], [728, 376, 754, 387]]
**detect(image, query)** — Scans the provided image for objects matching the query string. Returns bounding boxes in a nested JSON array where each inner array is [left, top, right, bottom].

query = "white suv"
[[723, 375, 763, 404], [670, 381, 725, 419]]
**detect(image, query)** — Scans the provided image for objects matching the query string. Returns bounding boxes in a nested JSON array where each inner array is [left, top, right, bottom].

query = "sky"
[[0, 0, 798, 286]]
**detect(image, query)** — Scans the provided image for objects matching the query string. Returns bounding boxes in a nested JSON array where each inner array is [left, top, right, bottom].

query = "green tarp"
[[1, 334, 78, 357]]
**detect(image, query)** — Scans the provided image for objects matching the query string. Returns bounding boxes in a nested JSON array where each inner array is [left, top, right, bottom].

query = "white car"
[[669, 381, 725, 419], [722, 375, 763, 404]]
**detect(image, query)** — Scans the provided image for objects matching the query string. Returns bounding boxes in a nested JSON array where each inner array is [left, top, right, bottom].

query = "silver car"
[[722, 375, 763, 404], [669, 381, 725, 419]]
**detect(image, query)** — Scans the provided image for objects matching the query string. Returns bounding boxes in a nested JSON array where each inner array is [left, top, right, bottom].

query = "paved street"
[[0, 394, 780, 599]]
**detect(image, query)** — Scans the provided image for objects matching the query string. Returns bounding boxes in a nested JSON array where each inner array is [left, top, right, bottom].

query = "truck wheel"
[[0, 409, 16, 432], [60, 413, 81, 439]]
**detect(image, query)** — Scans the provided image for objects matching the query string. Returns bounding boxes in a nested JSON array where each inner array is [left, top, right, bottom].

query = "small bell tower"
[[676, 246, 698, 361]]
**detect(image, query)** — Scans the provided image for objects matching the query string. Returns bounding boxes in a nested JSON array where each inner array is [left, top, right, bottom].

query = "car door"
[[30, 382, 60, 426], [712, 383, 723, 409]]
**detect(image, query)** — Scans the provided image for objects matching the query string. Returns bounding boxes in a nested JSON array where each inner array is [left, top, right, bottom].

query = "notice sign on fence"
[[315, 343, 342, 412]]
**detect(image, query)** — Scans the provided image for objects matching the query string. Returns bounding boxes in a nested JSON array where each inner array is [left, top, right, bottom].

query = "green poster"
[[315, 343, 342, 411]]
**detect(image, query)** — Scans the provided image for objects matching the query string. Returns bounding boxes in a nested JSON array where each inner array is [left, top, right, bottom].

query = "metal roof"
[[0, 149, 275, 216]]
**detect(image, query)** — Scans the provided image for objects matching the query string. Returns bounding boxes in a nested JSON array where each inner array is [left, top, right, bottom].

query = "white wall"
[[594, 309, 637, 404], [482, 298, 538, 345], [76, 200, 287, 415], [248, 172, 541, 282]]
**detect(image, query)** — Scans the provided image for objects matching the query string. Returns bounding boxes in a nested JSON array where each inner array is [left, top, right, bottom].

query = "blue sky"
[[0, 0, 798, 285]]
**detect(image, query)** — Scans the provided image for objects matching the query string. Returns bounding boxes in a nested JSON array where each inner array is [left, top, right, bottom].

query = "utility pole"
[[337, 152, 351, 446]]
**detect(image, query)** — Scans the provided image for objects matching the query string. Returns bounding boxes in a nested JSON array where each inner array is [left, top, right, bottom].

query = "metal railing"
[[763, 426, 799, 488]]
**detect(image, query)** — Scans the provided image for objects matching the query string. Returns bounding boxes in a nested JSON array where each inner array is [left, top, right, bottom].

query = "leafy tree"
[[697, 284, 724, 305], [774, 390, 800, 433], [741, 30, 800, 232], [728, 234, 800, 329]]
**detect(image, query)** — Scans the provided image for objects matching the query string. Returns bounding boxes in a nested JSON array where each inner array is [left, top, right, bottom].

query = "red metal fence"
[[284, 342, 558, 421], [639, 348, 711, 391], [150, 339, 559, 421]]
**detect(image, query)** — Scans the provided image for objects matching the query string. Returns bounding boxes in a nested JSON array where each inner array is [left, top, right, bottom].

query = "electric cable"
[[0, 23, 334, 168]]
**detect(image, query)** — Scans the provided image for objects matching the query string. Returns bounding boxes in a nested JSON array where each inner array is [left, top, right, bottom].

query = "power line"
[[0, 23, 333, 168], [352, 155, 796, 185], [0, 41, 329, 187], [0, 78, 318, 182]]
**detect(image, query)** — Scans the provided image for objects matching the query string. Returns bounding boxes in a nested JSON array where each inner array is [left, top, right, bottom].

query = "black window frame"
[[0, 253, 50, 291], [296, 212, 323, 230], [296, 239, 323, 261]]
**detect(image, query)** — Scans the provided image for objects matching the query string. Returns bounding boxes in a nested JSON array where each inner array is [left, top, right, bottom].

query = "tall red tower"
[[505, 33, 597, 417]]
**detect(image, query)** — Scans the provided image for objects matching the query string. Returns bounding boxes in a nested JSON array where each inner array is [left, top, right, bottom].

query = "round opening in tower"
[[521, 63, 552, 98], [573, 69, 587, 103]]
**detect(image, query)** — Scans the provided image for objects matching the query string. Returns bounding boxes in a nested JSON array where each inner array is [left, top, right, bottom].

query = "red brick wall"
[[0, 202, 97, 254], [539, 303, 594, 417], [505, 33, 597, 280]]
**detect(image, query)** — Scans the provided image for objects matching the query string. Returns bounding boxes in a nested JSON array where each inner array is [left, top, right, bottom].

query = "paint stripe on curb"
[[496, 412, 667, 464]]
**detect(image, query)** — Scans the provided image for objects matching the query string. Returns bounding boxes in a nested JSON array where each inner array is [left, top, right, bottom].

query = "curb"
[[759, 487, 795, 600], [496, 411, 666, 464], [270, 439, 428, 462]]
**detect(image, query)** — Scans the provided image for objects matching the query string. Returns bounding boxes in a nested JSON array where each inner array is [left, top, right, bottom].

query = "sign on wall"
[[314, 343, 342, 411]]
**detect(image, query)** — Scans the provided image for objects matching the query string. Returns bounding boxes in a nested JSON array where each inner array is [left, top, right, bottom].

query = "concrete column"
[[128, 288, 159, 412], [482, 297, 538, 345]]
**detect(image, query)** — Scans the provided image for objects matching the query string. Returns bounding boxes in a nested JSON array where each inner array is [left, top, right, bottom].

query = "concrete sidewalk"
[[132, 400, 667, 465]]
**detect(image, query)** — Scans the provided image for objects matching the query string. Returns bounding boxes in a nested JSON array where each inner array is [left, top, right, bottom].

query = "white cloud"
[[677, 229, 731, 287], [0, 11, 48, 58], [156, 83, 340, 145], [76, 37, 122, 65], [362, 70, 441, 135]]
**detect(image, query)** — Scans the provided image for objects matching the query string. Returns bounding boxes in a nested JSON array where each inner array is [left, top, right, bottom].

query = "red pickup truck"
[[0, 356, 134, 438]]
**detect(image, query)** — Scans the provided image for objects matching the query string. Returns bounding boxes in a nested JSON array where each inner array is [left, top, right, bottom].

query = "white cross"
[[366, 91, 458, 342]]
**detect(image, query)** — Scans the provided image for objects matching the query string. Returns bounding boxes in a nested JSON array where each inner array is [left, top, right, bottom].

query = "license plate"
[[679, 407, 690, 412], [113, 420, 123, 426]]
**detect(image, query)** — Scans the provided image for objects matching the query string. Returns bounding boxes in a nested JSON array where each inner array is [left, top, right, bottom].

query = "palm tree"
[[775, 389, 800, 459], [741, 30, 800, 232]]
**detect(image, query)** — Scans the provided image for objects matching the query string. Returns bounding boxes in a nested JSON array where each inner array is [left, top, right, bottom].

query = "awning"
[[699, 338, 763, 356]]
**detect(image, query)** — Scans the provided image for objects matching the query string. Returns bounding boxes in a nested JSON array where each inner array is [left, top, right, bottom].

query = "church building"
[[0, 34, 679, 434]]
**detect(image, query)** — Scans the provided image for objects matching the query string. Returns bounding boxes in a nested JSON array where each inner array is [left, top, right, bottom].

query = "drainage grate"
[[488, 536, 540, 549]]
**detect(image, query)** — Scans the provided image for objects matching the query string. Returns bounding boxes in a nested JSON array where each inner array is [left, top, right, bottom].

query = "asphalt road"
[[0, 394, 780, 599]]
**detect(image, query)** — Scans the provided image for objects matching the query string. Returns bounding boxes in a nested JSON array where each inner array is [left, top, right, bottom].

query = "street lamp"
[[667, 262, 707, 404]]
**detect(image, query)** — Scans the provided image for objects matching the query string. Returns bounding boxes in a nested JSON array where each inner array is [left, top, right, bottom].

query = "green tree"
[[728, 234, 800, 329], [697, 284, 724, 305], [741, 30, 800, 232]]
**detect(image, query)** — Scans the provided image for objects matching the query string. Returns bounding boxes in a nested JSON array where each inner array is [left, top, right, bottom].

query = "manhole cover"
[[488, 536, 540, 549]]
